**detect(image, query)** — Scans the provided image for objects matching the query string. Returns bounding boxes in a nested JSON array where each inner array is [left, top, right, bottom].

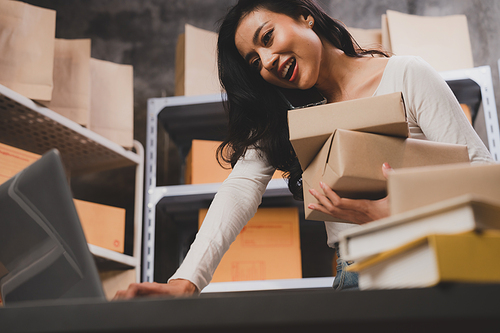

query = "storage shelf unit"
[[144, 65, 500, 289], [0, 83, 144, 282]]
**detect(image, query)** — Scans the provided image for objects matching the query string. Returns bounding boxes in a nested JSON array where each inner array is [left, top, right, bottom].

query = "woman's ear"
[[304, 14, 314, 28]]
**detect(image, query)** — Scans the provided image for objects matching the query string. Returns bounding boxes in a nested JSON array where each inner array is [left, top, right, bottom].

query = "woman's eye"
[[262, 28, 273, 46], [251, 58, 261, 69]]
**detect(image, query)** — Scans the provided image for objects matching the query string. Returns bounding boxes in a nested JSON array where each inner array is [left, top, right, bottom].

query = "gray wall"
[[24, 0, 500, 148]]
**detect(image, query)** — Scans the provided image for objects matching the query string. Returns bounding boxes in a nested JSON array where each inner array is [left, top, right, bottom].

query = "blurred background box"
[[185, 139, 283, 184], [199, 207, 302, 283], [74, 199, 126, 254]]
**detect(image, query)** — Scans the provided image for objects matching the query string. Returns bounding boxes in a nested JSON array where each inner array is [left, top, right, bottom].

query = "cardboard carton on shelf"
[[388, 162, 500, 215], [74, 199, 126, 253], [199, 207, 301, 283], [0, 143, 126, 253], [185, 139, 282, 184], [348, 230, 500, 290], [302, 129, 469, 222]]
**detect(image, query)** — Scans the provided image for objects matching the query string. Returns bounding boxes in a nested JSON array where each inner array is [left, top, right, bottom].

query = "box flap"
[[288, 92, 407, 170]]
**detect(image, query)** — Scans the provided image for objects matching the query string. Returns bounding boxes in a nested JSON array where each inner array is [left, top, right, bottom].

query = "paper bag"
[[89, 58, 134, 148], [0, 1, 56, 101], [303, 129, 470, 222], [41, 39, 91, 126], [175, 24, 221, 96], [347, 27, 384, 52], [384, 10, 473, 71]]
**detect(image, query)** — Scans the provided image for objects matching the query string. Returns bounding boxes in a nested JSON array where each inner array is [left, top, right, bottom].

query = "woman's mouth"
[[281, 58, 296, 81]]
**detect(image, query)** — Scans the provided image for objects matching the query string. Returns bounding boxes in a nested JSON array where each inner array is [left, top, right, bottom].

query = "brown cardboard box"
[[0, 143, 126, 253], [288, 92, 408, 172], [0, 143, 40, 185], [303, 129, 469, 222], [199, 207, 301, 282], [383, 10, 473, 72], [175, 24, 221, 96], [185, 139, 282, 184], [74, 199, 126, 253], [388, 162, 500, 215]]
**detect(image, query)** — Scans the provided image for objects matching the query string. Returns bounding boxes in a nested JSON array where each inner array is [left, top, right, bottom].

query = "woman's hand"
[[113, 279, 198, 300], [308, 163, 393, 224]]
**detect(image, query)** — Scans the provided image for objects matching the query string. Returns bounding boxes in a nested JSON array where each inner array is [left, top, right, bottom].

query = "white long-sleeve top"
[[169, 56, 494, 291]]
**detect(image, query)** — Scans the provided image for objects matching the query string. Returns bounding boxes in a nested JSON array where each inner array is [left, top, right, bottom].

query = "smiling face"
[[234, 8, 323, 90]]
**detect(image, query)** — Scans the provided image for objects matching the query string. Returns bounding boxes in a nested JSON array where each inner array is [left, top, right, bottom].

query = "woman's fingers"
[[382, 162, 393, 179], [308, 181, 390, 224]]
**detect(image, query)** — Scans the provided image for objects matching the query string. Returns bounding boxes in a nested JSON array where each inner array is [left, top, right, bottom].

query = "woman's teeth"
[[282, 58, 296, 79]]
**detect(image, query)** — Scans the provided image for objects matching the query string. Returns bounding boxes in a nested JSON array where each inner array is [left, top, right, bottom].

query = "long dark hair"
[[217, 0, 387, 200]]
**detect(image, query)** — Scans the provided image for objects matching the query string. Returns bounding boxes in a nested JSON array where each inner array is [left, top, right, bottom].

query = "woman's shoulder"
[[386, 55, 434, 72]]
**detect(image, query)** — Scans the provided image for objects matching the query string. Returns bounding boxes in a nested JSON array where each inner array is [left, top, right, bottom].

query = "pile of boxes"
[[339, 163, 500, 290]]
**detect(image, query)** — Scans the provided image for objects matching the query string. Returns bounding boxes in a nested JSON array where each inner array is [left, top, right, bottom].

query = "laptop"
[[0, 149, 106, 305]]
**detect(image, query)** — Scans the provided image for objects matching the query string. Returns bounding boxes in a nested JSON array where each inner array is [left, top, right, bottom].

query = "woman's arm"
[[114, 148, 275, 299]]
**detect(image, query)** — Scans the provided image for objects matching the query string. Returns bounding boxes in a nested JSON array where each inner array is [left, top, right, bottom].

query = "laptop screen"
[[0, 149, 105, 305]]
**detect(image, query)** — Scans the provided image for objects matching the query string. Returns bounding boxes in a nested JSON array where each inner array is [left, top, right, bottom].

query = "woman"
[[115, 0, 493, 299]]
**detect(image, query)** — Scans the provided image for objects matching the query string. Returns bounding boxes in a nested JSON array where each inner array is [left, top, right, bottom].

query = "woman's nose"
[[261, 52, 278, 71]]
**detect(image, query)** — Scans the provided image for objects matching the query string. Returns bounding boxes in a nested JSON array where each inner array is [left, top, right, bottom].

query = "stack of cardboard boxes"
[[339, 163, 500, 290]]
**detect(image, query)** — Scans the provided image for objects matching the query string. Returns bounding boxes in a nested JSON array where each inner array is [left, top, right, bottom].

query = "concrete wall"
[[24, 0, 500, 147]]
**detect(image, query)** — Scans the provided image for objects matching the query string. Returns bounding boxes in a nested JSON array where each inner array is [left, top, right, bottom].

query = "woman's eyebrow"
[[253, 21, 269, 45]]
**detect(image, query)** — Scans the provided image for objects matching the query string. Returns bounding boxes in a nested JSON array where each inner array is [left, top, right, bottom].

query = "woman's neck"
[[315, 42, 388, 103]]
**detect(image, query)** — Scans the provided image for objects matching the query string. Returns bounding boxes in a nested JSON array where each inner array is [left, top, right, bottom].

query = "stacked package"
[[288, 92, 470, 222], [338, 163, 500, 290]]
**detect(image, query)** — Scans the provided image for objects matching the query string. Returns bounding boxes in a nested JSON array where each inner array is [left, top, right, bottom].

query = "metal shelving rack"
[[144, 65, 500, 290], [0, 83, 144, 283]]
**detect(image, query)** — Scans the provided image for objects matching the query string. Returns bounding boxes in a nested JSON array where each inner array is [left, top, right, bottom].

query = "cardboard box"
[[175, 24, 221, 96], [199, 207, 301, 282], [303, 129, 469, 222], [339, 194, 500, 262], [74, 199, 126, 253], [348, 230, 500, 290], [0, 143, 40, 185], [0, 143, 126, 253], [383, 10, 473, 71], [185, 140, 282, 184], [388, 162, 500, 215], [288, 92, 408, 172]]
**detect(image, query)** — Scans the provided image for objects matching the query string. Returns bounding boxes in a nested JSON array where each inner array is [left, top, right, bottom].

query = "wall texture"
[[24, 0, 500, 147]]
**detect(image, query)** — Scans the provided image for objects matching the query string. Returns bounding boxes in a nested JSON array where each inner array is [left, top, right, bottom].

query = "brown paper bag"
[[41, 39, 91, 126], [175, 24, 221, 96], [89, 58, 134, 148], [384, 10, 474, 71], [0, 1, 56, 101]]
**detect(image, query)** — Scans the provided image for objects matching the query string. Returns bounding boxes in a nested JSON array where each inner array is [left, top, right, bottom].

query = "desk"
[[1, 284, 499, 333]]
